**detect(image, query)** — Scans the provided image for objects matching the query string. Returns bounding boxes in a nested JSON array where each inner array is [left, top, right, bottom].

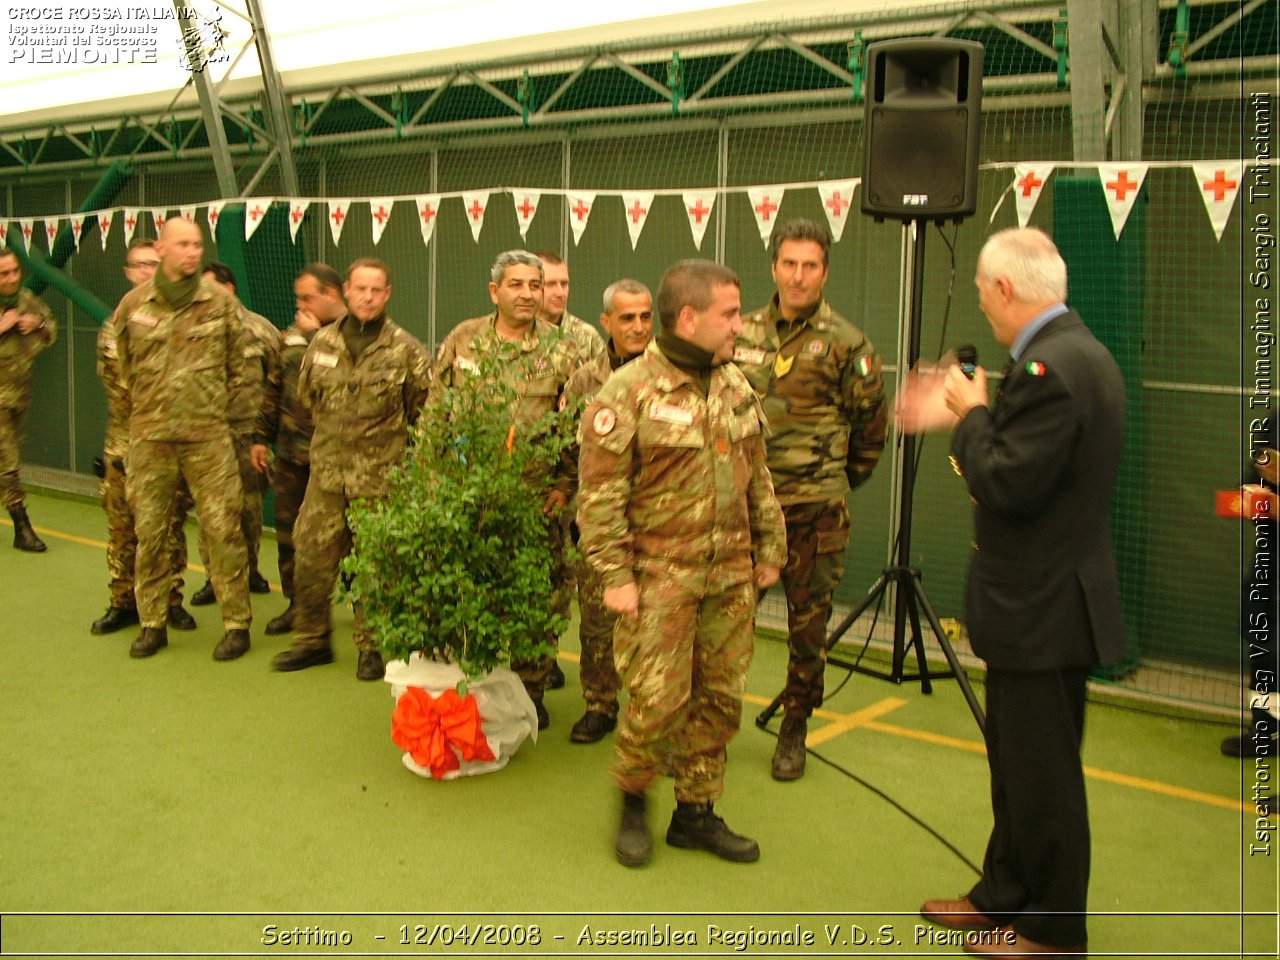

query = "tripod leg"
[[911, 572, 986, 733], [902, 585, 934, 695]]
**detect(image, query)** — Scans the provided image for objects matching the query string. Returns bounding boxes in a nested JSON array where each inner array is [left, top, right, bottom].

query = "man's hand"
[[295, 308, 320, 334], [0, 309, 19, 334], [15, 313, 43, 335], [754, 563, 780, 590], [249, 443, 271, 474], [943, 364, 989, 420], [542, 489, 568, 516], [603, 583, 639, 618]]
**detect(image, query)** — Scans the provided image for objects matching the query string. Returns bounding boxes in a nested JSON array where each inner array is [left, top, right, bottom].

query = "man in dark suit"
[[917, 227, 1126, 958]]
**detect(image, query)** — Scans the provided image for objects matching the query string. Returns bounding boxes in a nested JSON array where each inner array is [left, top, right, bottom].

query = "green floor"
[[1, 492, 1275, 958]]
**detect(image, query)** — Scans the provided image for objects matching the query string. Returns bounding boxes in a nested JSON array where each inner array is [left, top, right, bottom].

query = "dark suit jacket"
[[951, 310, 1126, 672]]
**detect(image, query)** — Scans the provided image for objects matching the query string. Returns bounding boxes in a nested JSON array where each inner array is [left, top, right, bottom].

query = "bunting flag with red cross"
[[17, 219, 34, 250], [817, 180, 858, 242], [287, 201, 309, 243], [152, 209, 168, 236], [415, 195, 441, 248], [122, 208, 141, 245], [1191, 161, 1244, 242], [328, 200, 351, 247], [1012, 163, 1055, 228], [1097, 163, 1149, 240], [566, 191, 596, 247], [44, 219, 59, 248], [179, 205, 197, 225], [206, 201, 226, 239], [682, 191, 716, 250], [461, 191, 490, 244], [70, 216, 84, 250], [97, 210, 112, 251], [369, 198, 395, 245], [620, 192, 655, 251], [746, 187, 783, 248], [511, 190, 541, 242], [0, 221, 9, 249], [244, 199, 271, 241]]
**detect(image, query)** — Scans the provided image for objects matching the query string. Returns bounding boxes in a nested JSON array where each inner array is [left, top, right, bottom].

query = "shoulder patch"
[[1025, 361, 1046, 376], [855, 355, 873, 377], [592, 408, 616, 435], [807, 339, 827, 355]]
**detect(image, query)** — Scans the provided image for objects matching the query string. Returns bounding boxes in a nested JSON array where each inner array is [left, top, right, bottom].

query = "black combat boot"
[[91, 606, 139, 635], [356, 649, 385, 680], [213, 628, 250, 661], [666, 802, 759, 862], [615, 791, 651, 867], [264, 602, 294, 635], [129, 626, 168, 658], [190, 580, 216, 606], [771, 715, 808, 781], [10, 505, 47, 552]]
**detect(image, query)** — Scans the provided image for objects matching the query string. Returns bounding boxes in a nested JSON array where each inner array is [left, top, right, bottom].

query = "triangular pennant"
[[122, 208, 141, 245], [620, 192, 655, 251], [566, 191, 596, 247], [1097, 163, 1149, 240], [817, 180, 858, 242], [44, 219, 60, 248], [179, 205, 197, 224], [287, 201, 310, 243], [70, 217, 84, 250], [682, 191, 716, 250], [0, 221, 8, 248], [98, 210, 113, 251], [152, 210, 168, 236], [17, 219, 34, 250], [369, 198, 395, 246], [415, 195, 441, 248], [1191, 161, 1244, 242], [746, 187, 783, 247], [1012, 164, 1055, 228], [328, 200, 351, 247], [511, 190, 541, 241], [461, 191, 489, 244], [206, 201, 226, 238], [244, 199, 270, 241]]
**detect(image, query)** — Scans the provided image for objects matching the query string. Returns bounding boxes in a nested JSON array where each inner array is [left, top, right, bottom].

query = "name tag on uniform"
[[284, 334, 308, 347], [313, 352, 339, 368], [734, 346, 767, 365], [649, 402, 693, 426], [454, 357, 480, 374], [130, 312, 159, 328]]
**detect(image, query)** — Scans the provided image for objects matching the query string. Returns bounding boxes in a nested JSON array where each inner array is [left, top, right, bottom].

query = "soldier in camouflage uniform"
[[556, 278, 654, 744], [271, 258, 432, 681], [251, 263, 347, 635], [433, 250, 581, 727], [91, 239, 197, 636], [735, 218, 888, 781], [113, 218, 253, 661], [0, 249, 55, 552], [578, 259, 786, 868], [189, 262, 282, 605]]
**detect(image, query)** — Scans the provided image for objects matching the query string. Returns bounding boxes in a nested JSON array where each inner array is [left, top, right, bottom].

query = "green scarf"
[[154, 270, 200, 310], [0, 291, 20, 310], [657, 326, 715, 397], [342, 314, 385, 364]]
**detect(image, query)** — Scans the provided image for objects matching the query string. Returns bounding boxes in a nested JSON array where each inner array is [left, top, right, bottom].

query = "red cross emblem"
[[1203, 169, 1237, 203], [72, 221, 82, 238], [571, 199, 590, 221], [754, 195, 778, 221], [208, 208, 219, 225], [467, 199, 485, 222], [517, 196, 536, 220], [290, 206, 304, 225], [22, 222, 32, 241], [154, 215, 166, 231], [1105, 171, 1138, 201], [1016, 170, 1044, 197], [249, 205, 265, 222], [419, 202, 436, 225], [627, 199, 648, 224], [99, 216, 110, 232], [373, 206, 390, 226], [825, 191, 849, 217], [46, 222, 57, 242], [330, 207, 346, 226], [688, 198, 710, 224], [0, 223, 7, 242], [125, 214, 136, 231]]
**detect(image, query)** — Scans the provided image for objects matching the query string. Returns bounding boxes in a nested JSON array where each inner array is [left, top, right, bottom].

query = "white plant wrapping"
[[384, 654, 538, 780]]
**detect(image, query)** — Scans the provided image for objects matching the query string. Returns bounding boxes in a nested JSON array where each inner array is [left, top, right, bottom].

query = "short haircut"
[[602, 278, 651, 313], [297, 262, 343, 293], [978, 227, 1068, 304], [769, 218, 832, 265], [347, 257, 391, 284], [490, 250, 543, 285], [126, 238, 157, 253], [204, 261, 236, 287], [656, 259, 740, 330], [531, 250, 564, 267]]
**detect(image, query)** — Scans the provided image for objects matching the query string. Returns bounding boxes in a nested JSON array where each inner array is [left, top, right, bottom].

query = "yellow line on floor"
[[1, 517, 107, 551], [804, 697, 910, 746]]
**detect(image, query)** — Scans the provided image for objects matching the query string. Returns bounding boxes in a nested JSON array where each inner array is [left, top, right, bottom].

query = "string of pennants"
[[0, 161, 1269, 256]]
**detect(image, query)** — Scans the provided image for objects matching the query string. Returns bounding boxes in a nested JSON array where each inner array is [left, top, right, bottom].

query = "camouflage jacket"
[[577, 340, 787, 595], [0, 289, 56, 410], [557, 342, 631, 502], [114, 278, 244, 442], [96, 311, 130, 458], [255, 320, 329, 465], [554, 312, 606, 365], [226, 306, 282, 435], [735, 296, 887, 505], [298, 316, 432, 499]]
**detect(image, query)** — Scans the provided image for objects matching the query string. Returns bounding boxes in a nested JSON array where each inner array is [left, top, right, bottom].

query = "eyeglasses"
[[126, 260, 161, 269]]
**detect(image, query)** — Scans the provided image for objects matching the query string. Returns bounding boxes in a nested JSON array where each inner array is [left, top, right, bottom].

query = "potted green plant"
[[339, 340, 580, 778]]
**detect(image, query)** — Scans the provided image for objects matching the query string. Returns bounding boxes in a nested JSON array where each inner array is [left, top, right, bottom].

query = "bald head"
[[156, 218, 204, 282]]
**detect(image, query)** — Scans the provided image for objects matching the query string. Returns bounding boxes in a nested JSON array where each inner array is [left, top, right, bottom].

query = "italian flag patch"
[[1025, 361, 1046, 376], [855, 355, 872, 377]]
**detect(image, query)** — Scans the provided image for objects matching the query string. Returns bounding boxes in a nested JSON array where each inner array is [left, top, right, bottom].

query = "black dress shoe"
[[570, 710, 617, 743], [91, 606, 139, 635], [129, 627, 168, 658], [190, 580, 216, 606], [248, 570, 271, 594], [264, 603, 294, 635], [167, 604, 197, 631], [356, 649, 385, 680], [272, 643, 335, 672], [548, 660, 566, 689]]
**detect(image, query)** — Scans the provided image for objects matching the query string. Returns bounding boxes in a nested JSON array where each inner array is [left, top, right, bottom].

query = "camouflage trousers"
[[270, 457, 310, 599], [126, 436, 251, 630], [778, 499, 850, 718], [510, 513, 572, 703], [198, 431, 265, 577], [611, 569, 756, 804], [101, 455, 192, 609], [0, 405, 27, 511], [291, 483, 371, 653], [569, 546, 620, 716]]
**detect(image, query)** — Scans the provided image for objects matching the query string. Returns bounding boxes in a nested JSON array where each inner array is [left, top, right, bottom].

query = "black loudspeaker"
[[861, 38, 984, 222]]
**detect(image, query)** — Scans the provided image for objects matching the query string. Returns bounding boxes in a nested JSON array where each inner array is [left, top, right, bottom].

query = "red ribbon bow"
[[391, 686, 496, 779]]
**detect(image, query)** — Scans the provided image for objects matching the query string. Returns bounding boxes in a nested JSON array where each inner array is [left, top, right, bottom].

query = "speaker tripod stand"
[[756, 219, 985, 735]]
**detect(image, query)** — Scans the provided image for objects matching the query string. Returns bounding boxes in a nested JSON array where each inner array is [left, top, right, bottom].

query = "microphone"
[[955, 344, 978, 380]]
